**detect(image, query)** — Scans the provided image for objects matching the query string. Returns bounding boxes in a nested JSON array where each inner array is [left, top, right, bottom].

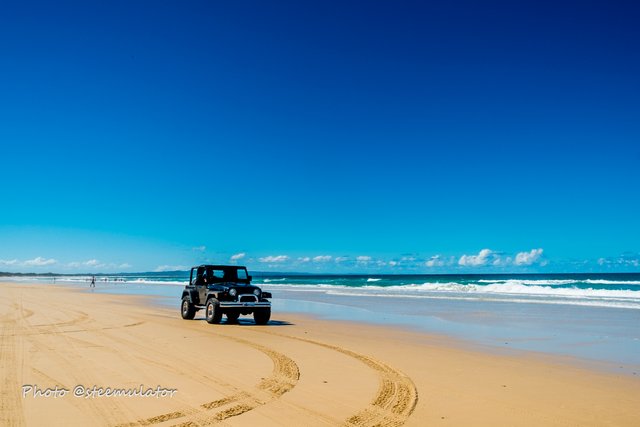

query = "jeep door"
[[192, 267, 206, 304]]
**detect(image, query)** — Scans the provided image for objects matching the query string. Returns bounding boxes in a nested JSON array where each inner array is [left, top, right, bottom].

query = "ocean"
[[7, 272, 640, 369], [19, 272, 640, 310]]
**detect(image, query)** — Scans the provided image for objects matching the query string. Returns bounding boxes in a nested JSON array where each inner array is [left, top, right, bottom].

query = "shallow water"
[[270, 289, 640, 369]]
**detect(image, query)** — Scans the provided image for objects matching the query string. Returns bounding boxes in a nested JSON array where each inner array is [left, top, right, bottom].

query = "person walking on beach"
[[90, 276, 96, 288]]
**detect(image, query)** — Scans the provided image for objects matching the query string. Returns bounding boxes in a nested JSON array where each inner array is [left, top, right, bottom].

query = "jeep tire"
[[181, 297, 196, 320], [253, 308, 271, 325], [226, 311, 240, 323], [205, 298, 222, 324]]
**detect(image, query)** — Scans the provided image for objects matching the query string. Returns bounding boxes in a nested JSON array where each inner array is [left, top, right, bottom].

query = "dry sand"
[[1, 282, 638, 426]]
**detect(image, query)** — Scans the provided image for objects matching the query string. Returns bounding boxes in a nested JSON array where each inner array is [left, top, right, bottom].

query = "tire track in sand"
[[251, 329, 418, 427], [19, 304, 131, 426], [29, 310, 89, 328], [123, 324, 415, 426], [0, 303, 25, 426], [116, 332, 299, 427]]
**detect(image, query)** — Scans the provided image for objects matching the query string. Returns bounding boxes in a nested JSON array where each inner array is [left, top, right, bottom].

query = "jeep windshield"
[[203, 267, 250, 284]]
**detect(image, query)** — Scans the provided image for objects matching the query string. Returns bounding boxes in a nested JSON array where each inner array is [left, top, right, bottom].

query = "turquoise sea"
[[17, 272, 640, 308], [8, 272, 640, 370]]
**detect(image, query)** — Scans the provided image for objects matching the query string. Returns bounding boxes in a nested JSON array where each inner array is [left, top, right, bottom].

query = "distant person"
[[91, 276, 96, 287]]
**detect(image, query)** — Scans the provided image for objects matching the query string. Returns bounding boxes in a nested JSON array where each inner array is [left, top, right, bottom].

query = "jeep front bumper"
[[219, 301, 271, 308], [219, 294, 271, 308]]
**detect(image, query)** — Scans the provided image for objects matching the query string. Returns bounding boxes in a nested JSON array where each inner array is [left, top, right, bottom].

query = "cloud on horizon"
[[2, 257, 128, 272], [154, 264, 188, 272], [230, 252, 246, 261], [425, 255, 447, 268], [3, 248, 629, 274], [458, 249, 494, 267], [64, 259, 132, 270], [456, 248, 545, 268], [7, 257, 58, 267], [597, 253, 640, 268], [223, 249, 553, 271], [514, 248, 544, 266], [24, 257, 57, 266], [258, 255, 289, 263], [68, 260, 99, 268]]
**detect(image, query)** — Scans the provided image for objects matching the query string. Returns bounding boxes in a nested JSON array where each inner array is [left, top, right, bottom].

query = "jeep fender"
[[182, 290, 199, 304], [206, 291, 222, 301]]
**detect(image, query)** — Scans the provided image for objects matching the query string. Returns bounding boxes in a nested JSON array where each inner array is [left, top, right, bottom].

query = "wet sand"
[[1, 282, 639, 426]]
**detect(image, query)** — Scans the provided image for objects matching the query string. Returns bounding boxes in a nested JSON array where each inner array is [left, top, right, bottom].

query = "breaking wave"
[[264, 280, 640, 309]]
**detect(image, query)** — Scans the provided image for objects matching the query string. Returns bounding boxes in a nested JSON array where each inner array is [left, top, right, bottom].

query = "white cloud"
[[356, 256, 372, 263], [297, 257, 311, 263], [258, 255, 289, 263], [458, 249, 493, 267], [23, 257, 57, 267], [192, 245, 207, 252], [154, 265, 188, 272], [3, 257, 129, 271], [230, 252, 246, 261], [514, 249, 544, 266], [596, 254, 639, 268], [388, 260, 398, 267], [425, 255, 445, 268], [66, 259, 107, 269], [313, 255, 332, 262], [335, 257, 349, 263]]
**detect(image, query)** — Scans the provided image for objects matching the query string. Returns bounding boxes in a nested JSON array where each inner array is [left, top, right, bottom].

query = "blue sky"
[[1, 1, 639, 273]]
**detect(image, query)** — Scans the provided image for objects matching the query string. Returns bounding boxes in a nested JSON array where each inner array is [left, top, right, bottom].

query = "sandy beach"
[[1, 281, 639, 426]]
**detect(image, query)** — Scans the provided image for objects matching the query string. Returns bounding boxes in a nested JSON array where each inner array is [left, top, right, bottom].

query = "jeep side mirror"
[[248, 275, 252, 281]]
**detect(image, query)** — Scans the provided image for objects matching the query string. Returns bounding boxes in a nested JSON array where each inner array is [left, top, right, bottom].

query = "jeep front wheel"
[[226, 311, 240, 323], [205, 299, 222, 324], [253, 308, 271, 325], [181, 297, 196, 320]]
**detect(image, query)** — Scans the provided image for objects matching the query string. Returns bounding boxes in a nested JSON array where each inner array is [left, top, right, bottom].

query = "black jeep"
[[180, 265, 272, 325]]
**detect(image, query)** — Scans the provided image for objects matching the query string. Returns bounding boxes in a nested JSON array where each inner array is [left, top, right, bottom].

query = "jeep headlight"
[[229, 288, 237, 297], [253, 288, 261, 297]]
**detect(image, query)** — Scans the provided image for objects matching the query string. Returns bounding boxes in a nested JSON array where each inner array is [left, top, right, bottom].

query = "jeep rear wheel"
[[181, 297, 196, 320], [253, 308, 271, 325], [205, 299, 222, 324]]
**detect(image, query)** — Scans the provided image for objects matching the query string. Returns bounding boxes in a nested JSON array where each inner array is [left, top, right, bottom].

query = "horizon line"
[[2, 271, 640, 277]]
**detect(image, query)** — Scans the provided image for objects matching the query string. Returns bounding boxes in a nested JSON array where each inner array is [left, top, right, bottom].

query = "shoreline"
[[2, 281, 640, 426], [8, 276, 640, 371]]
